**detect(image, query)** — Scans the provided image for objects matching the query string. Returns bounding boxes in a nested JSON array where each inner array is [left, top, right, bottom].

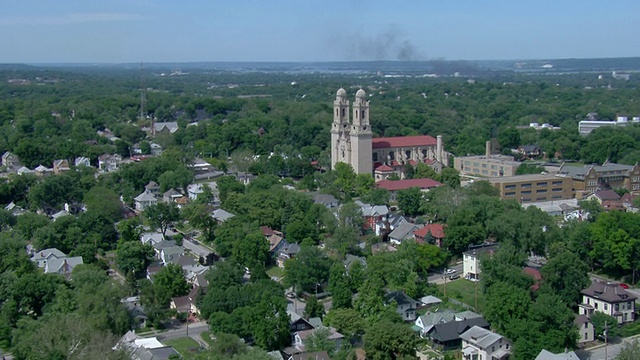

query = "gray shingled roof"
[[430, 317, 490, 342], [581, 280, 637, 303], [459, 325, 505, 349]]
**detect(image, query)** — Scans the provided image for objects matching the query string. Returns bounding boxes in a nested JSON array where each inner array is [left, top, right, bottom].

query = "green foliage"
[[153, 263, 191, 300], [284, 245, 331, 293], [232, 232, 270, 272], [304, 327, 336, 356], [324, 308, 365, 342], [304, 295, 325, 319], [329, 263, 353, 309], [591, 312, 620, 339], [396, 187, 424, 216], [515, 163, 546, 175], [615, 340, 640, 360], [363, 320, 418, 360], [115, 241, 154, 277], [540, 250, 590, 307], [144, 202, 181, 236], [83, 186, 123, 222]]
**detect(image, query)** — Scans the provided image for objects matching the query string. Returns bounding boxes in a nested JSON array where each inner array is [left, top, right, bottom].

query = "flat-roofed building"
[[454, 141, 521, 177], [489, 174, 573, 203]]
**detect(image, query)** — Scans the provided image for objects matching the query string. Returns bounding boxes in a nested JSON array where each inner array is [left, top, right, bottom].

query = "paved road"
[[182, 238, 212, 257], [153, 321, 209, 342], [428, 263, 463, 285], [577, 335, 640, 359]]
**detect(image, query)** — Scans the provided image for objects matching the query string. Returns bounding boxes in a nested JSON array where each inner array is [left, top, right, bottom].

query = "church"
[[330, 88, 448, 180]]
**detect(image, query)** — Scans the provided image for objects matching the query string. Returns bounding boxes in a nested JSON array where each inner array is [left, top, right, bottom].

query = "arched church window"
[[342, 108, 345, 117], [336, 109, 338, 116], [363, 110, 366, 119]]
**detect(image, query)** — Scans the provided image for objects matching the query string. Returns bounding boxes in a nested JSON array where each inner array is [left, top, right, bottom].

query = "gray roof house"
[[414, 309, 455, 336], [313, 193, 339, 208], [343, 254, 367, 270], [388, 222, 424, 245], [385, 291, 420, 321], [160, 246, 185, 266], [535, 349, 580, 360], [134, 191, 158, 212], [211, 208, 235, 223], [460, 326, 511, 360], [44, 256, 84, 276], [31, 248, 66, 268], [428, 317, 490, 350]]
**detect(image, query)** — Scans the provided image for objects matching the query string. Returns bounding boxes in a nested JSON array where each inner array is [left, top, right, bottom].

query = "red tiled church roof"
[[372, 135, 437, 149], [376, 178, 442, 191]]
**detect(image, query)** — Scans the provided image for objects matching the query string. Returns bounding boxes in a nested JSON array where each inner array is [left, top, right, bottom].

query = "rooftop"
[[377, 178, 443, 191], [372, 135, 437, 149], [581, 280, 637, 303], [488, 173, 563, 184]]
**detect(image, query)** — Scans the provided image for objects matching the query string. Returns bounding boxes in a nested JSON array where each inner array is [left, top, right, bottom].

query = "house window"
[[604, 304, 608, 311], [615, 304, 619, 311], [584, 323, 588, 329], [505, 192, 516, 196], [585, 333, 588, 340], [521, 183, 532, 188], [588, 180, 597, 186], [595, 303, 598, 309], [373, 153, 378, 162], [536, 182, 548, 187], [521, 190, 531, 195]]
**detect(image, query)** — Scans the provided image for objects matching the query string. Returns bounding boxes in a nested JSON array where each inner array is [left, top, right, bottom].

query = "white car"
[[444, 268, 456, 274]]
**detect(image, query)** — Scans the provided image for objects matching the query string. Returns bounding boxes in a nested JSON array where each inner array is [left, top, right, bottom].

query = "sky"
[[0, 0, 638, 63]]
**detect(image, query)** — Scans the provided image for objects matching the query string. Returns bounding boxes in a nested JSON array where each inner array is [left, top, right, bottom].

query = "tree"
[[115, 241, 154, 277], [329, 263, 353, 309], [304, 295, 325, 319], [591, 312, 620, 339], [83, 186, 122, 222], [145, 202, 181, 236], [540, 250, 590, 307], [183, 202, 218, 242], [305, 327, 336, 356], [153, 263, 190, 299], [438, 167, 460, 188], [396, 187, 423, 216], [364, 320, 418, 360], [284, 246, 331, 293], [217, 176, 245, 205], [498, 127, 521, 150], [324, 308, 365, 342], [232, 232, 269, 271], [615, 340, 640, 360]]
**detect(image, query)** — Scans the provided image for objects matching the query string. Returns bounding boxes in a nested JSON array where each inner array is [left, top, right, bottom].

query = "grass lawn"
[[199, 331, 216, 347], [163, 337, 202, 356], [266, 266, 285, 279], [437, 279, 485, 313]]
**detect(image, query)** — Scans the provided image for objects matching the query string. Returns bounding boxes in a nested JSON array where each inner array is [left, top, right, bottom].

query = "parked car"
[[620, 283, 630, 289], [449, 274, 461, 280], [444, 268, 456, 275], [286, 292, 295, 299]]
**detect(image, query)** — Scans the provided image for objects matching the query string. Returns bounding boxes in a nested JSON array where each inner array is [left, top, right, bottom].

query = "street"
[[428, 263, 463, 285], [153, 321, 210, 346], [577, 335, 640, 359]]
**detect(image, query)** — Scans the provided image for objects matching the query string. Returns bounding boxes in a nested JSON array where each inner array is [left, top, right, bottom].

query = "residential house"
[[151, 240, 177, 259], [579, 280, 636, 324], [459, 325, 511, 360], [1, 151, 21, 169], [98, 153, 122, 172], [574, 314, 595, 344], [388, 222, 423, 245], [385, 291, 420, 321], [289, 310, 316, 333], [376, 178, 443, 201], [4, 202, 26, 216], [51, 208, 71, 221], [269, 234, 289, 258], [261, 225, 284, 239], [516, 145, 542, 159], [145, 181, 162, 196], [160, 246, 184, 266], [17, 166, 34, 176], [454, 311, 483, 322], [428, 317, 490, 351], [419, 295, 443, 308], [150, 143, 163, 156], [414, 309, 455, 337], [313, 193, 339, 209], [293, 327, 343, 353], [211, 208, 235, 224], [187, 182, 219, 202], [374, 213, 408, 237], [355, 200, 389, 230], [277, 243, 301, 268], [535, 349, 580, 360], [370, 242, 397, 254], [189, 158, 215, 174], [31, 248, 67, 268], [162, 188, 182, 203], [134, 190, 157, 212], [44, 256, 84, 277], [234, 171, 256, 186], [170, 286, 200, 316], [141, 232, 165, 246], [414, 223, 445, 247], [523, 267, 543, 292], [587, 189, 621, 204], [34, 164, 52, 176], [463, 243, 499, 281], [115, 332, 180, 360], [343, 254, 367, 271], [74, 157, 91, 167], [153, 121, 179, 135]]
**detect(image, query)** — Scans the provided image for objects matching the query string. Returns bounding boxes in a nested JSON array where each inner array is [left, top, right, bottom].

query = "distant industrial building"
[[578, 113, 640, 136], [489, 174, 573, 203], [453, 141, 522, 177]]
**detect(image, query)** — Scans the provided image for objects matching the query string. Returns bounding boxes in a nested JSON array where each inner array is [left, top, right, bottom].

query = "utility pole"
[[443, 270, 447, 298], [604, 319, 608, 360], [474, 278, 478, 312]]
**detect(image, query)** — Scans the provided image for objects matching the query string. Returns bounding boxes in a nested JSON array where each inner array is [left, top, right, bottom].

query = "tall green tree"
[[145, 202, 181, 236]]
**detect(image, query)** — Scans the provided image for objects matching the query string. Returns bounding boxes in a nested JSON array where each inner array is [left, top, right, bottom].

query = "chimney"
[[436, 135, 443, 163], [485, 141, 491, 157]]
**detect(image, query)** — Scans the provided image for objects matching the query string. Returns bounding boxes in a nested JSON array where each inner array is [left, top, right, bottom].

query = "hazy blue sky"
[[1, 1, 638, 63]]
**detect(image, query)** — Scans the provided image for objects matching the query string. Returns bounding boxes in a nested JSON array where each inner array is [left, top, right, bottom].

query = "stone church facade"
[[330, 88, 448, 178]]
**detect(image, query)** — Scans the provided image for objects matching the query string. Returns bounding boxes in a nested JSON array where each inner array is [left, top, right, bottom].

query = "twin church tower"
[[330, 88, 448, 176], [330, 88, 372, 174]]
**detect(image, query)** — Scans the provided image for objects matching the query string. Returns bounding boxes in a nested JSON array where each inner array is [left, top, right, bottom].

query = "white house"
[[211, 209, 235, 224], [574, 314, 595, 344], [463, 244, 499, 281], [579, 280, 636, 324], [134, 191, 157, 212], [98, 154, 122, 172], [460, 326, 511, 360], [74, 157, 91, 167], [535, 349, 580, 360]]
